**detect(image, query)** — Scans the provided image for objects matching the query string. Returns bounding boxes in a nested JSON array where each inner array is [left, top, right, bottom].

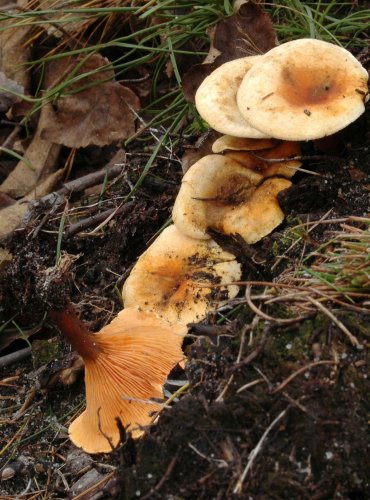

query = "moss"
[[31, 338, 61, 369], [268, 313, 328, 363]]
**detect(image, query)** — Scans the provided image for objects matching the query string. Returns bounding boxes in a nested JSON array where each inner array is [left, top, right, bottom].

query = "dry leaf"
[[0, 169, 64, 242], [39, 54, 140, 148], [39, 0, 101, 38], [0, 104, 61, 197], [0, 72, 24, 112], [0, 2, 31, 91], [183, 0, 277, 102]]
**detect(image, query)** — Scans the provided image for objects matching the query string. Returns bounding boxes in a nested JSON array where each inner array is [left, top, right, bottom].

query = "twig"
[[65, 201, 134, 237], [245, 285, 309, 325], [216, 322, 251, 402], [305, 296, 360, 346], [233, 407, 290, 494], [28, 158, 126, 214], [271, 208, 333, 271], [0, 347, 31, 368], [271, 360, 335, 394], [140, 456, 178, 500], [73, 471, 115, 500], [13, 387, 37, 420]]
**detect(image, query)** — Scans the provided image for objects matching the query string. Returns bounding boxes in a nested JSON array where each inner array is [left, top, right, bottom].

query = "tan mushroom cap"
[[195, 56, 270, 138], [212, 135, 277, 153], [172, 154, 291, 243], [226, 140, 302, 178], [122, 225, 241, 326], [69, 308, 186, 454], [237, 39, 369, 141]]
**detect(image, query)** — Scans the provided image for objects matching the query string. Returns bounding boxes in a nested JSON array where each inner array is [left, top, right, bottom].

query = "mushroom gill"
[[50, 306, 186, 454]]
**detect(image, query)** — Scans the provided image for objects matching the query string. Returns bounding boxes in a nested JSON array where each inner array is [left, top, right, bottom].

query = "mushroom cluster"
[[195, 39, 368, 141], [54, 38, 368, 454]]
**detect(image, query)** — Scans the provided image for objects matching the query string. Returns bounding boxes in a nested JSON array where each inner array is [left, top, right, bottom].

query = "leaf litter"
[[0, 1, 369, 498]]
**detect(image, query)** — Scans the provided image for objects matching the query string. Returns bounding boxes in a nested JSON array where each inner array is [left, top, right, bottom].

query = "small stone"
[[1, 467, 15, 481], [70, 469, 105, 495]]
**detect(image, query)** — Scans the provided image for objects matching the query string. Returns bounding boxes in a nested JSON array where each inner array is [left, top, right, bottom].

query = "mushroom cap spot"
[[212, 135, 277, 153], [122, 225, 241, 326], [221, 177, 292, 243], [237, 39, 369, 141], [68, 308, 186, 454], [226, 140, 302, 178], [195, 56, 270, 138], [173, 154, 263, 240], [173, 154, 291, 244]]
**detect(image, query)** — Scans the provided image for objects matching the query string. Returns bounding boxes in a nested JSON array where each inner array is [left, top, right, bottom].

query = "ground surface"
[[0, 3, 369, 499]]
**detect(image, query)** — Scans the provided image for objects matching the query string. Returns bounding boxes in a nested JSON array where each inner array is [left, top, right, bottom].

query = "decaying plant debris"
[[0, 1, 369, 498]]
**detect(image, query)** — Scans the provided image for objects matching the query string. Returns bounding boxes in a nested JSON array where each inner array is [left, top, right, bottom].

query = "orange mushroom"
[[50, 305, 186, 454], [225, 140, 302, 178]]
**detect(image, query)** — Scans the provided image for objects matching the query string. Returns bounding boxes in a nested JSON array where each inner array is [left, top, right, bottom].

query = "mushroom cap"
[[222, 177, 292, 240], [122, 225, 241, 326], [195, 56, 270, 138], [69, 308, 186, 454], [173, 154, 263, 240], [226, 140, 302, 178], [212, 135, 277, 153], [172, 154, 291, 243], [237, 39, 369, 141]]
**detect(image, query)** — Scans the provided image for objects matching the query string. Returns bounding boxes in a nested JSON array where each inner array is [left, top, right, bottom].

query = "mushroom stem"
[[49, 304, 100, 362]]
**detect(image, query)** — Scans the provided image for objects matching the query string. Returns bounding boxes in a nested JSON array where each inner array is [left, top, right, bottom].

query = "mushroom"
[[122, 225, 241, 326], [237, 39, 369, 141], [172, 154, 291, 242], [212, 135, 277, 153], [195, 56, 270, 138], [225, 140, 302, 178], [50, 306, 186, 453]]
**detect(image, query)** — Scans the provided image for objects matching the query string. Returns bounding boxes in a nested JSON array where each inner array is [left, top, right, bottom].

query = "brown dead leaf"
[[39, 0, 101, 38], [39, 54, 140, 148], [0, 104, 61, 197], [183, 0, 277, 102], [0, 169, 64, 242], [0, 72, 24, 112], [0, 1, 32, 91], [0, 192, 16, 209]]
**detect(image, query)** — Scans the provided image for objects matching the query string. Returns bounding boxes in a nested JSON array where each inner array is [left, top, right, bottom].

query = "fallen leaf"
[[0, 72, 24, 112], [0, 1, 32, 91], [183, 0, 277, 102], [0, 169, 64, 242], [39, 54, 140, 148], [0, 104, 61, 197], [0, 192, 16, 209], [40, 0, 102, 38]]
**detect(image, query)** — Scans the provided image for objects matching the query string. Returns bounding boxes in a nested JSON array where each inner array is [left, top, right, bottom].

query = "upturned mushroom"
[[212, 135, 277, 153], [195, 56, 270, 138], [50, 306, 186, 454], [172, 154, 291, 242], [122, 225, 241, 326], [224, 140, 302, 178], [236, 39, 369, 141]]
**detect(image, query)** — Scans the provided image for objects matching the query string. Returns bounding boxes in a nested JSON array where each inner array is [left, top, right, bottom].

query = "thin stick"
[[233, 407, 289, 494], [245, 285, 309, 325], [65, 201, 134, 237], [0, 347, 31, 368], [305, 296, 360, 346], [271, 360, 334, 394]]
